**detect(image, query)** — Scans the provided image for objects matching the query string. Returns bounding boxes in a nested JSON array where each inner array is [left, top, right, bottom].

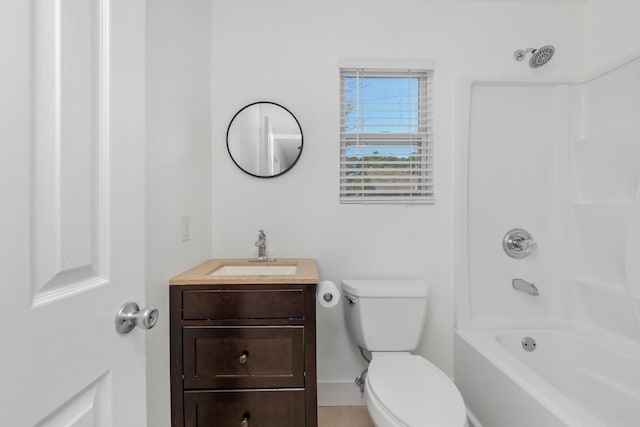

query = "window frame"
[[339, 66, 434, 204]]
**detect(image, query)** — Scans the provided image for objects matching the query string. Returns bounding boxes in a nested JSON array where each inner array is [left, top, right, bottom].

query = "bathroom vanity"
[[169, 259, 318, 427]]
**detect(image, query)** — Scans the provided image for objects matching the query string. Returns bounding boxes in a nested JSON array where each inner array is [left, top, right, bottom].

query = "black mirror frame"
[[226, 101, 303, 179]]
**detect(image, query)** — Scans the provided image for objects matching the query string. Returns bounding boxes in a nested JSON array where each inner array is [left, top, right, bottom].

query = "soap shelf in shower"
[[574, 277, 626, 293]]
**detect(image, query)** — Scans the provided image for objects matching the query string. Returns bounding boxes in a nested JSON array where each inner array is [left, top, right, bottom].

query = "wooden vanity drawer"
[[182, 289, 304, 320], [183, 390, 305, 427], [183, 326, 305, 389]]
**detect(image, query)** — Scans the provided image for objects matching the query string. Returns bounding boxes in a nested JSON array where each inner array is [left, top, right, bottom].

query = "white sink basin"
[[211, 265, 297, 276]]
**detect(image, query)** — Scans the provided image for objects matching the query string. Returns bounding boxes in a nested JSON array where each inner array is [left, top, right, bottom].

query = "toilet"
[[342, 279, 468, 427]]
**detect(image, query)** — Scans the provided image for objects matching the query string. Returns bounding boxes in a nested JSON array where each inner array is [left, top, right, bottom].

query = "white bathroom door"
[[0, 0, 147, 425]]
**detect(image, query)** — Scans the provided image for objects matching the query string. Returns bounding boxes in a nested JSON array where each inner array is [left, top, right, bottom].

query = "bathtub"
[[454, 328, 640, 427]]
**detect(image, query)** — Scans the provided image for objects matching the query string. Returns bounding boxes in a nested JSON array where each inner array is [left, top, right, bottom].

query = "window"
[[339, 67, 434, 204]]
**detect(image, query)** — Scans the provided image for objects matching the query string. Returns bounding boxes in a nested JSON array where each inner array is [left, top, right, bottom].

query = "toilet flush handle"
[[344, 295, 356, 305]]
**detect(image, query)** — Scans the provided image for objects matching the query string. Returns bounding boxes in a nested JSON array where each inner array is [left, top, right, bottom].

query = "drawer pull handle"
[[241, 412, 250, 427], [239, 351, 249, 364]]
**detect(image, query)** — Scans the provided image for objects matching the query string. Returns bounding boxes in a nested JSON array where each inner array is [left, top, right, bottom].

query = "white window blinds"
[[340, 68, 434, 204]]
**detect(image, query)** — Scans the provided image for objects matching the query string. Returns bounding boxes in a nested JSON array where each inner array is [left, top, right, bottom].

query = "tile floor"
[[318, 406, 375, 427]]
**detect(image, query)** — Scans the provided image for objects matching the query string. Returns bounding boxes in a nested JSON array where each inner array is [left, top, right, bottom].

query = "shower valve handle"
[[503, 228, 537, 258], [513, 237, 537, 252]]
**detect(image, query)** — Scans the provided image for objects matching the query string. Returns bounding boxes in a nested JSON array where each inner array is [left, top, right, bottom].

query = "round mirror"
[[226, 102, 303, 178]]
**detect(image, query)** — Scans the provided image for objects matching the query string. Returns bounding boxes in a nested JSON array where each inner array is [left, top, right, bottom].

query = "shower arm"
[[514, 48, 536, 62]]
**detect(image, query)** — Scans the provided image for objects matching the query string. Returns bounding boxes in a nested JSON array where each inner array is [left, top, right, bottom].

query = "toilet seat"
[[365, 353, 467, 427]]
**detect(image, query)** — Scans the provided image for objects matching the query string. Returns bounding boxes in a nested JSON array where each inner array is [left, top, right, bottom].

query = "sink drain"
[[522, 336, 537, 352]]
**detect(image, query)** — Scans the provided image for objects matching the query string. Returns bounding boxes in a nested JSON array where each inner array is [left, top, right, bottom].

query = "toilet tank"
[[341, 279, 429, 352]]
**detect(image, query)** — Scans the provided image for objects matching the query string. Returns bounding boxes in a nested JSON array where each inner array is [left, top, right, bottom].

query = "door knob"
[[115, 302, 158, 334]]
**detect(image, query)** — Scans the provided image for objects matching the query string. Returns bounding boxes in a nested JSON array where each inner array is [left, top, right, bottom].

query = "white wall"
[[209, 0, 584, 397], [583, 0, 640, 74], [146, 1, 212, 426]]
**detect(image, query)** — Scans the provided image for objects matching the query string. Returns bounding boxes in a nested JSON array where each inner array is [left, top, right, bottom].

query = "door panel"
[[0, 0, 146, 425], [34, 373, 111, 427], [31, 0, 109, 306]]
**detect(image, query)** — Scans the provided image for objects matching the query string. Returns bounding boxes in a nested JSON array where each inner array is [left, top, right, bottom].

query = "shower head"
[[514, 45, 555, 68]]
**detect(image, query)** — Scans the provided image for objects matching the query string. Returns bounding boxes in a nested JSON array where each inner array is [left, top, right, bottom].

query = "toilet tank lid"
[[341, 279, 428, 297]]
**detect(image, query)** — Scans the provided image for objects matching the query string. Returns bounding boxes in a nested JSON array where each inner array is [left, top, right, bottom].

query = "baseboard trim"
[[317, 381, 366, 406]]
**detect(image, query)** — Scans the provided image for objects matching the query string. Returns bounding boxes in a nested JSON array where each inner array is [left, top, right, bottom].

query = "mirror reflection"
[[226, 102, 303, 178]]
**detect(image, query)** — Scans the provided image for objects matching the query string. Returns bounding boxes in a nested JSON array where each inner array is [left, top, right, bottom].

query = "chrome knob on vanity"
[[239, 351, 249, 365], [240, 413, 250, 427], [503, 228, 538, 258]]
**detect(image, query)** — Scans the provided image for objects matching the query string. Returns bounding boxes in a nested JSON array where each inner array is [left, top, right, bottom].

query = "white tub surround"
[[455, 54, 640, 427]]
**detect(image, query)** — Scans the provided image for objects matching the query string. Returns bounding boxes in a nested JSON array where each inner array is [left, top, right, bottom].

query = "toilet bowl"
[[341, 279, 468, 427], [364, 353, 467, 427]]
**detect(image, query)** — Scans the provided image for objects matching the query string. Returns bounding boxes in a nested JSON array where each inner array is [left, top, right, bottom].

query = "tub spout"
[[512, 278, 539, 296]]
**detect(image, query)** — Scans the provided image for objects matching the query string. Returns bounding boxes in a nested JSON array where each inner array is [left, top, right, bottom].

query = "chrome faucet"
[[250, 230, 275, 262], [512, 278, 539, 296]]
